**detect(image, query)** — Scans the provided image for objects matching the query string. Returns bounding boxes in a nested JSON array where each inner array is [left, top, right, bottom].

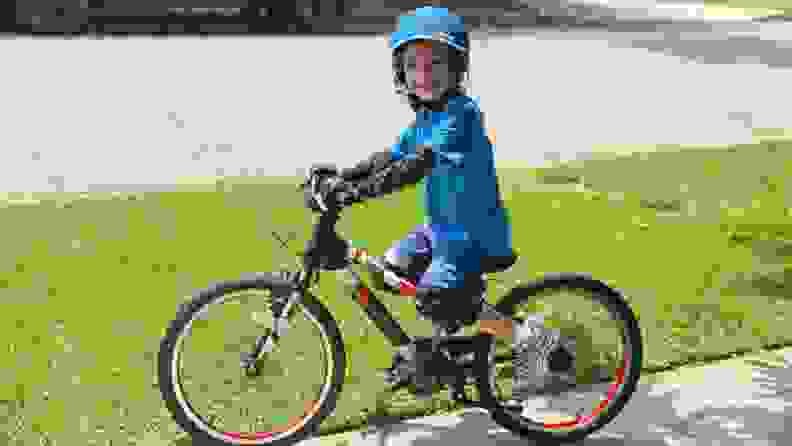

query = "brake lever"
[[297, 176, 310, 191]]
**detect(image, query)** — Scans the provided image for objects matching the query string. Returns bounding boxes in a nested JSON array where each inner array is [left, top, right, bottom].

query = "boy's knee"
[[385, 249, 431, 281], [384, 248, 410, 270]]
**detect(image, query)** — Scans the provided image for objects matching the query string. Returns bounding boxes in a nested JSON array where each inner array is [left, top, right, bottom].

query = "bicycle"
[[158, 171, 643, 445]]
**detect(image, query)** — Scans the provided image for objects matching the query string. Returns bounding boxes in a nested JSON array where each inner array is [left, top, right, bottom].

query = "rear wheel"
[[158, 273, 346, 445], [475, 273, 642, 444]]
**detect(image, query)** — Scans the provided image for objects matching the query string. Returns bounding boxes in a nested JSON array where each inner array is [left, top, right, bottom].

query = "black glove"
[[303, 144, 430, 212], [303, 164, 339, 212], [307, 150, 393, 183], [304, 174, 361, 212], [307, 163, 340, 178]]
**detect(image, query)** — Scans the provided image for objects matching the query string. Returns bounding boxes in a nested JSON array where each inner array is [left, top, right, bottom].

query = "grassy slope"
[[3, 140, 792, 444]]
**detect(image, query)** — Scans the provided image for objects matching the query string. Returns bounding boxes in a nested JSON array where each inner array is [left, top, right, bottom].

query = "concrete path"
[[302, 346, 792, 445]]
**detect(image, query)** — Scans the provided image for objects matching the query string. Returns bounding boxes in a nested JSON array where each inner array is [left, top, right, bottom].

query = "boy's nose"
[[416, 66, 435, 83]]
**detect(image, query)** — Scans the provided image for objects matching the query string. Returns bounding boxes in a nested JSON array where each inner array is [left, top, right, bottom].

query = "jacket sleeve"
[[339, 149, 393, 182], [337, 147, 434, 206], [338, 109, 469, 205], [338, 124, 416, 182]]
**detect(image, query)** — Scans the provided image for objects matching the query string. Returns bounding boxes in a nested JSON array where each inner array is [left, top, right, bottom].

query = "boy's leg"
[[413, 225, 485, 329], [383, 224, 484, 326], [378, 225, 435, 388], [406, 226, 486, 397]]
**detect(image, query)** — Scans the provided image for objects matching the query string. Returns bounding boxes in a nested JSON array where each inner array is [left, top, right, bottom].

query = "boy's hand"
[[307, 163, 340, 178], [304, 174, 359, 212], [323, 176, 361, 208]]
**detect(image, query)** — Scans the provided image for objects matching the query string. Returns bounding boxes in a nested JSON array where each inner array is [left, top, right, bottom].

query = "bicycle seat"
[[480, 251, 518, 274]]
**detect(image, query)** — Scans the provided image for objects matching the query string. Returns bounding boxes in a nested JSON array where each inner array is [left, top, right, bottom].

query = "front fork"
[[241, 270, 305, 376]]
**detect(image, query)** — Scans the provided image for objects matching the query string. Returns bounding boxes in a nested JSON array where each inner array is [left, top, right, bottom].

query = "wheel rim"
[[169, 290, 335, 445]]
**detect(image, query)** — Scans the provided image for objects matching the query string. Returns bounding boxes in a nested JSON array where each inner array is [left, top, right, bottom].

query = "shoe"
[[509, 316, 577, 402]]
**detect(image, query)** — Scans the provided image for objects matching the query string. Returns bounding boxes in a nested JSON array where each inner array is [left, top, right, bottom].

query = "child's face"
[[402, 41, 456, 101]]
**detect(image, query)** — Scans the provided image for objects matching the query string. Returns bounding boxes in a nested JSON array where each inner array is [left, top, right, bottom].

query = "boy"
[[307, 6, 574, 398]]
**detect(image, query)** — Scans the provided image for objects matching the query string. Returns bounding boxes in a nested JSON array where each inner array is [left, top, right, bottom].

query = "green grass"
[[704, 0, 792, 16], [4, 138, 792, 444]]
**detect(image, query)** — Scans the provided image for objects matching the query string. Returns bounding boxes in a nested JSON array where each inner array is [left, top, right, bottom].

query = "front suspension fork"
[[241, 275, 303, 375]]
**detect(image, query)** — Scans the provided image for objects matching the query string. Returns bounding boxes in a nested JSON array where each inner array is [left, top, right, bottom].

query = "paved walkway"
[[303, 346, 792, 445]]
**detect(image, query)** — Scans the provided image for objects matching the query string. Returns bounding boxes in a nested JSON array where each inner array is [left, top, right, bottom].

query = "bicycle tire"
[[474, 273, 643, 444], [158, 272, 347, 446]]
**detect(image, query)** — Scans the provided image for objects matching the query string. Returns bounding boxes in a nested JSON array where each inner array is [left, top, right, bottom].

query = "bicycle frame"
[[278, 211, 515, 356]]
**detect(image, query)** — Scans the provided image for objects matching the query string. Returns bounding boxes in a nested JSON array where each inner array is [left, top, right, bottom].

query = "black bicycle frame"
[[294, 210, 498, 356]]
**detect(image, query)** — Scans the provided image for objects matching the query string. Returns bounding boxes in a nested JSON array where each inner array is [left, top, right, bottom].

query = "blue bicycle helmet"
[[390, 6, 469, 53], [390, 7, 470, 108]]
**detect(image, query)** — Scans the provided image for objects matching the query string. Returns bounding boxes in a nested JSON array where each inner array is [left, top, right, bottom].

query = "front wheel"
[[158, 273, 347, 446], [475, 273, 643, 444]]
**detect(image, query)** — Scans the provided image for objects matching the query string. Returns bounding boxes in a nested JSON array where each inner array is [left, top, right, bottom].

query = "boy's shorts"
[[383, 223, 486, 291]]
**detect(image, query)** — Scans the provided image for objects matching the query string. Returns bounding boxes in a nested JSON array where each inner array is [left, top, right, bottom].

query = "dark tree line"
[[10, 0, 351, 35]]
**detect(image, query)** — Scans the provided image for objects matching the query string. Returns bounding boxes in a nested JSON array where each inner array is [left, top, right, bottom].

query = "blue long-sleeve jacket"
[[389, 95, 513, 258]]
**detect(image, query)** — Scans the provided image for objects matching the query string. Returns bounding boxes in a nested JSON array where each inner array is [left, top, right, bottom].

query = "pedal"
[[448, 378, 468, 403], [381, 369, 399, 386], [381, 367, 409, 387]]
